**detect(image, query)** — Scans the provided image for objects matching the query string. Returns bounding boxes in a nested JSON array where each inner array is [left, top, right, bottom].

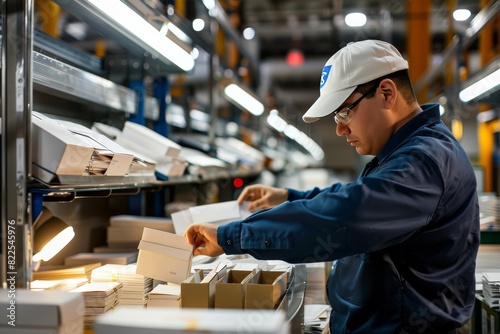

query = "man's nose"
[[336, 122, 349, 136]]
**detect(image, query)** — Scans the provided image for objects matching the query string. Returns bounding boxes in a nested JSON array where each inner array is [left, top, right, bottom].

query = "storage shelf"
[[33, 51, 137, 114], [27, 170, 261, 196]]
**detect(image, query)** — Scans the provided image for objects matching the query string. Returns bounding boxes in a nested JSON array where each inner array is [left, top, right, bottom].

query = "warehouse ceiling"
[[235, 0, 485, 115]]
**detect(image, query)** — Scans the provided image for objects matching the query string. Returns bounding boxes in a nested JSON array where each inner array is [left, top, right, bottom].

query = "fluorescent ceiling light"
[[267, 110, 288, 132], [459, 68, 500, 102], [266, 110, 324, 161], [224, 83, 264, 116], [243, 27, 256, 40], [202, 0, 216, 10], [87, 0, 194, 71], [453, 9, 471, 21], [345, 13, 367, 27], [193, 18, 205, 32]]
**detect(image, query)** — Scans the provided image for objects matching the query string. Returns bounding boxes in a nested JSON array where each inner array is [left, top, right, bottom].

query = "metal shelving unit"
[[1, 0, 265, 289], [1, 0, 33, 288], [33, 51, 137, 114]]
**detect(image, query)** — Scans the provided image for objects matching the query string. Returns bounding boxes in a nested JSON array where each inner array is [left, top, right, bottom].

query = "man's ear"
[[379, 79, 397, 109]]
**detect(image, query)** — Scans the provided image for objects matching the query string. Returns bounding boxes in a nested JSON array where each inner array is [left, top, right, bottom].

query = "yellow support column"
[[478, 0, 497, 193], [171, 0, 187, 99], [407, 0, 431, 103], [35, 0, 60, 38]]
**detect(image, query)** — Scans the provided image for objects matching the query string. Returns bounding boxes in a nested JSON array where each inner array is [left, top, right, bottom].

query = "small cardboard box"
[[181, 265, 227, 308], [31, 112, 94, 183], [215, 269, 259, 309], [136, 227, 193, 284], [0, 289, 84, 333], [245, 270, 288, 310]]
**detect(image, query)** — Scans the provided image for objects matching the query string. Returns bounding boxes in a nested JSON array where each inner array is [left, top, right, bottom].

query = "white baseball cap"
[[302, 39, 409, 123]]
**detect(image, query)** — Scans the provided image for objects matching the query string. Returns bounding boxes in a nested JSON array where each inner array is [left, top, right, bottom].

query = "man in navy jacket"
[[185, 40, 479, 333]]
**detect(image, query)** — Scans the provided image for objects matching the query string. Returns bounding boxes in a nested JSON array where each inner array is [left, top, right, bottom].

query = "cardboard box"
[[215, 269, 259, 309], [136, 227, 193, 284], [181, 265, 227, 308], [171, 200, 252, 235], [0, 289, 84, 333], [245, 270, 288, 310], [94, 307, 290, 334], [31, 112, 94, 183]]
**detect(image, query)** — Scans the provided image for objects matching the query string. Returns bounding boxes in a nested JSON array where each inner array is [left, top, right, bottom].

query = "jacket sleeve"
[[287, 183, 342, 201], [218, 151, 444, 263]]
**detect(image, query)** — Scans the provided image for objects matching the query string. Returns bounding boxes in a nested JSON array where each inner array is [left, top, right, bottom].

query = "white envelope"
[[171, 201, 252, 235]]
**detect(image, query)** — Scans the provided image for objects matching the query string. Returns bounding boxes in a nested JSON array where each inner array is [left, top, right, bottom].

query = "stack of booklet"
[[147, 284, 181, 308], [33, 262, 102, 282], [30, 279, 66, 291], [482, 272, 500, 308], [91, 264, 153, 307], [104, 215, 175, 251], [64, 252, 138, 266], [70, 282, 123, 330]]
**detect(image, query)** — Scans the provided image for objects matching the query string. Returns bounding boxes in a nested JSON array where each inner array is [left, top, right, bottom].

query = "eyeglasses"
[[333, 83, 380, 125]]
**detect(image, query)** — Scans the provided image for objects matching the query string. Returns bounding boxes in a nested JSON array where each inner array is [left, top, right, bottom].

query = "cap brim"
[[302, 86, 357, 123]]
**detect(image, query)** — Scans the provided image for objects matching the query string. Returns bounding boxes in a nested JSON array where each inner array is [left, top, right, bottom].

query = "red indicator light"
[[233, 178, 244, 188]]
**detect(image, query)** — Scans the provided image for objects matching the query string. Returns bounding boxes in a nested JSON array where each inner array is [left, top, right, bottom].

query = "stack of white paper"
[[116, 121, 188, 179], [106, 215, 175, 250], [91, 264, 153, 308], [147, 284, 181, 308], [0, 289, 85, 334], [215, 137, 265, 171], [70, 282, 123, 330], [179, 146, 228, 178], [33, 262, 102, 282], [482, 272, 500, 308], [171, 200, 252, 235], [30, 279, 66, 291], [31, 112, 156, 182], [64, 252, 138, 266]]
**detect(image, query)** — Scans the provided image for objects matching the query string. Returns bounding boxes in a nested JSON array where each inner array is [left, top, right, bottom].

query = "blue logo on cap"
[[320, 65, 332, 89]]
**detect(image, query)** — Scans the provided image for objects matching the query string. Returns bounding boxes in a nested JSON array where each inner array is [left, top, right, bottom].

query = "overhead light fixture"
[[267, 110, 288, 132], [32, 208, 75, 263], [221, 78, 264, 116], [243, 27, 256, 40], [83, 0, 194, 71], [459, 68, 500, 102], [266, 110, 324, 161], [192, 18, 205, 32], [345, 13, 367, 27], [453, 9, 471, 21]]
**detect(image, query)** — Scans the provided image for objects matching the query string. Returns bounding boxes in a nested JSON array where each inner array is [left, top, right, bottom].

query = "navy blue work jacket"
[[218, 104, 479, 333]]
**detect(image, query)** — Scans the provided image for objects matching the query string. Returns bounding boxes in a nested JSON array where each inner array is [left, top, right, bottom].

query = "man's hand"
[[184, 223, 224, 257], [237, 184, 288, 211]]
